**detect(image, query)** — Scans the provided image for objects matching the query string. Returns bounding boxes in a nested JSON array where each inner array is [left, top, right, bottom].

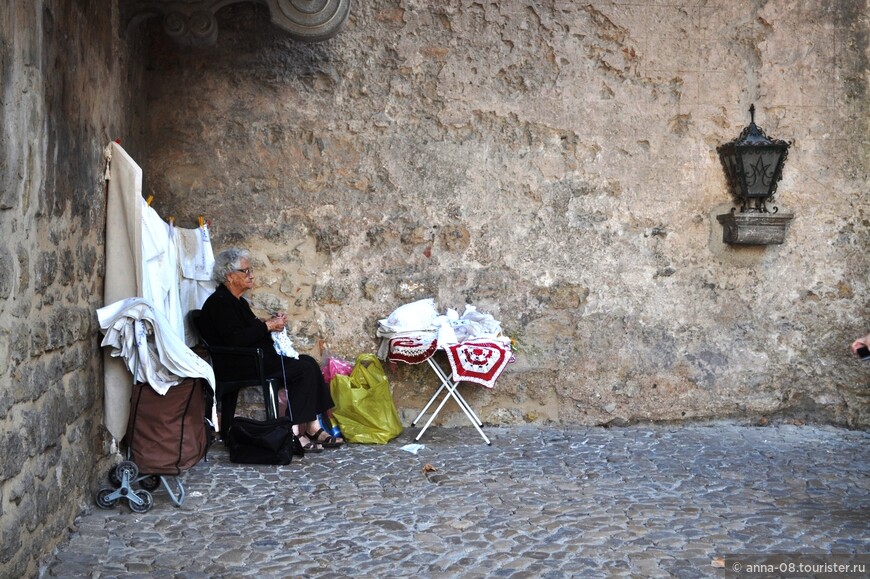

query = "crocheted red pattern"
[[387, 335, 439, 365], [445, 340, 511, 389]]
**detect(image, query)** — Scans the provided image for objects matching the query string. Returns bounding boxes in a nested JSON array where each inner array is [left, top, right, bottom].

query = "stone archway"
[[123, 0, 351, 45]]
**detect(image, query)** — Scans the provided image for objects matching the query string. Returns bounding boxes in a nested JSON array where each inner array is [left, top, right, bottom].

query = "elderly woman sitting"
[[198, 248, 342, 452]]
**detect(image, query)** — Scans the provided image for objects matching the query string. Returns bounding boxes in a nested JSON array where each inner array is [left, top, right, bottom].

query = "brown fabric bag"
[[126, 378, 208, 475]]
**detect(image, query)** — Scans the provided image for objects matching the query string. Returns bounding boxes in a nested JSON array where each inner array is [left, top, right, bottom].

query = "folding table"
[[386, 335, 513, 445], [411, 354, 491, 445]]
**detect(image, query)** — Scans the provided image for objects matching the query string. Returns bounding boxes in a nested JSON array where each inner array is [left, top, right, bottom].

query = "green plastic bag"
[[330, 353, 403, 444]]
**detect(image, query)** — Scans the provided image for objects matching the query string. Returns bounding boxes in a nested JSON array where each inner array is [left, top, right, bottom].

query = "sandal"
[[292, 435, 306, 457], [306, 428, 343, 448], [295, 434, 323, 453]]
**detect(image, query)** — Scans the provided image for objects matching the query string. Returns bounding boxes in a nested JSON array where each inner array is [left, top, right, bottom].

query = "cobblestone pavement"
[[41, 423, 869, 578]]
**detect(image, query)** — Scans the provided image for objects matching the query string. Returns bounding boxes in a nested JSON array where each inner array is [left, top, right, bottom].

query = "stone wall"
[[0, 0, 867, 572], [0, 1, 138, 575], [140, 1, 869, 429]]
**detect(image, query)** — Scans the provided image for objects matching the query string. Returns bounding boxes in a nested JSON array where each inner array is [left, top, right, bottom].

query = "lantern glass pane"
[[737, 147, 780, 198], [718, 145, 738, 196], [724, 153, 737, 183]]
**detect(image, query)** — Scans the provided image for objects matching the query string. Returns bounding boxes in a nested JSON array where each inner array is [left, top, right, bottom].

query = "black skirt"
[[269, 354, 334, 424]]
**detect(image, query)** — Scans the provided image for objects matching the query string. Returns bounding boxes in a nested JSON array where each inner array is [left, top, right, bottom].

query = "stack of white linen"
[[376, 298, 510, 360]]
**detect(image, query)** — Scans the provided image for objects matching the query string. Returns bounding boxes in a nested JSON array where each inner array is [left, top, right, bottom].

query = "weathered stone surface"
[[34, 251, 58, 294], [140, 0, 869, 431], [2, 0, 869, 576], [0, 248, 13, 300], [0, 0, 135, 575]]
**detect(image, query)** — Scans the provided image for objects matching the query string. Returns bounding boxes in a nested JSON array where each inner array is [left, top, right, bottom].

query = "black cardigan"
[[198, 284, 281, 381]]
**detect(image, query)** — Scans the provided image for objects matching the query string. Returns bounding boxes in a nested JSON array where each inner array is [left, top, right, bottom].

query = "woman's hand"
[[265, 312, 287, 332]]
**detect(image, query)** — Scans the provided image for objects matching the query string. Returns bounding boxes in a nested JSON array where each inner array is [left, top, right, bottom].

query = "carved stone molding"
[[124, 0, 351, 46], [716, 212, 794, 245]]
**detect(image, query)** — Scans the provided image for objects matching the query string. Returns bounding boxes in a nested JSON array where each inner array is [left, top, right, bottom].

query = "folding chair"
[[411, 355, 491, 445], [188, 310, 279, 435]]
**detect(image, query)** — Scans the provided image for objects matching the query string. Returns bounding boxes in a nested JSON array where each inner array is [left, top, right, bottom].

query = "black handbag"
[[225, 416, 295, 465]]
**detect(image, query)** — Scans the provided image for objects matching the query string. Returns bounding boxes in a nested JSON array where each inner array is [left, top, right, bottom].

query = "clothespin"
[[169, 216, 174, 226], [103, 144, 113, 180], [146, 195, 154, 206], [198, 215, 205, 228]]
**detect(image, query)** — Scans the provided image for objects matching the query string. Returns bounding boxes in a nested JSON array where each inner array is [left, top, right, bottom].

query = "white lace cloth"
[[272, 328, 299, 359]]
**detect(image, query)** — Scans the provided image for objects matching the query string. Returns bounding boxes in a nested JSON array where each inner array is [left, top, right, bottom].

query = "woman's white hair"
[[211, 248, 250, 284]]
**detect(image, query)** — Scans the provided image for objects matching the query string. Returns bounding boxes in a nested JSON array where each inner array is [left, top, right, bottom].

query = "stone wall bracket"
[[123, 0, 351, 46], [716, 210, 794, 245]]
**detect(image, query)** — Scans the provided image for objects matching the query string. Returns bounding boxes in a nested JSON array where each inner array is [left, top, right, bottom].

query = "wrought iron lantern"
[[717, 104, 790, 212], [716, 105, 793, 245]]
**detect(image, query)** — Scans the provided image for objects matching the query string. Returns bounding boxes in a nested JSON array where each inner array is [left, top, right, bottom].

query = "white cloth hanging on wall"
[[140, 201, 185, 343], [175, 224, 216, 346], [175, 222, 215, 281], [101, 142, 216, 440], [102, 142, 144, 440]]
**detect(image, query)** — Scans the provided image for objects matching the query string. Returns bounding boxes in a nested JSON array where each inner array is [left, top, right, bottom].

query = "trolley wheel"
[[95, 487, 118, 509], [128, 489, 153, 513], [139, 475, 160, 491], [114, 460, 139, 484]]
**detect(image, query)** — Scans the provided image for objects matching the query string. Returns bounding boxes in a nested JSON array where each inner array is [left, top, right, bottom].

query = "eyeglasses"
[[233, 268, 253, 277]]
